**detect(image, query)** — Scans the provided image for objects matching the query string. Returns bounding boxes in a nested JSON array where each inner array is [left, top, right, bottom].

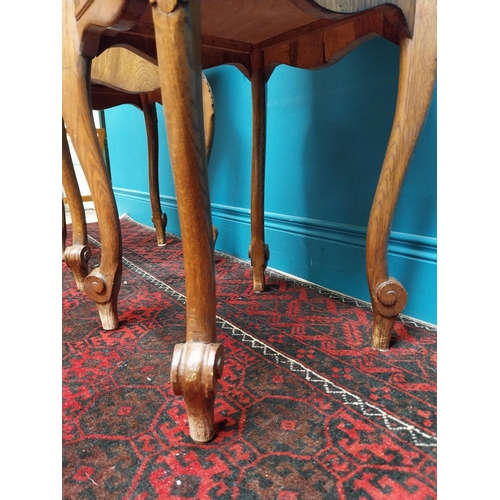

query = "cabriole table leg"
[[151, 0, 223, 442], [62, 119, 91, 290], [366, 0, 436, 350], [62, 0, 122, 330], [248, 52, 269, 293], [140, 94, 168, 246]]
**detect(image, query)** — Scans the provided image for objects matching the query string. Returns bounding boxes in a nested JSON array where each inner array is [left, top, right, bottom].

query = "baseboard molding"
[[113, 188, 436, 323], [113, 187, 436, 263]]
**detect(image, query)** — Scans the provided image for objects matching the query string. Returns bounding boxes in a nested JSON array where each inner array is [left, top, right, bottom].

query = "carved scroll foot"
[[171, 343, 224, 443], [248, 242, 270, 293], [83, 269, 121, 330], [370, 278, 408, 351], [63, 245, 92, 291]]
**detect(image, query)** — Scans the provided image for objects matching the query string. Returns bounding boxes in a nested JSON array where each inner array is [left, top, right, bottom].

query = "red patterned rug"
[[62, 215, 437, 499]]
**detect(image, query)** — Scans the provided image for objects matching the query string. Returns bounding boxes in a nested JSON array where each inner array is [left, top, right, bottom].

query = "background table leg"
[[62, 119, 91, 290], [62, 0, 122, 330], [140, 94, 167, 246], [248, 52, 269, 293]]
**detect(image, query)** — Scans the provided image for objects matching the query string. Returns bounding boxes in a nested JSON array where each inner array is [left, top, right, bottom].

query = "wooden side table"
[[62, 0, 436, 442]]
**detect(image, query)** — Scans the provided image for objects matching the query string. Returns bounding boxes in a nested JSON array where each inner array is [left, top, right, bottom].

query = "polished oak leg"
[[62, 119, 91, 290], [366, 0, 436, 350], [140, 94, 168, 246], [151, 0, 223, 443], [62, 0, 122, 330], [248, 52, 269, 292]]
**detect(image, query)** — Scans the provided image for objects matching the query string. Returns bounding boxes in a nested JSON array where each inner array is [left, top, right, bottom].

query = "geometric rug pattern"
[[63, 215, 437, 499]]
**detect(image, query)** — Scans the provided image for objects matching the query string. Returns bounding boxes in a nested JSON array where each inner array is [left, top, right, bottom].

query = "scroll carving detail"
[[84, 270, 110, 303], [375, 278, 408, 318], [171, 342, 224, 442]]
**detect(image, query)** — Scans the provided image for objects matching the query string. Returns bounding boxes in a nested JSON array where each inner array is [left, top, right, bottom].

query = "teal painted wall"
[[104, 36, 437, 324]]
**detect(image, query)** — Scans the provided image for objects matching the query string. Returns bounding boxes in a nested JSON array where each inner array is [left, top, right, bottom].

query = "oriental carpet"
[[62, 215, 437, 499]]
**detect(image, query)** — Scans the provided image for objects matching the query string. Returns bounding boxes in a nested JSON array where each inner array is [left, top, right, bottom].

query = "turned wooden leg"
[[140, 94, 167, 246], [366, 0, 436, 351], [62, 119, 91, 290], [248, 53, 269, 292], [151, 0, 223, 443], [62, 0, 122, 330]]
